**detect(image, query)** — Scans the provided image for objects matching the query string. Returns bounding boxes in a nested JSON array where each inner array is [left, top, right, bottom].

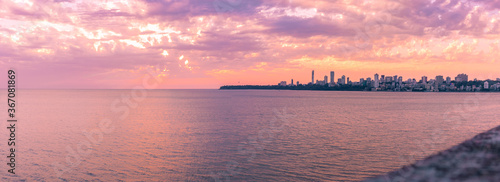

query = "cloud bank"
[[1, 0, 500, 88]]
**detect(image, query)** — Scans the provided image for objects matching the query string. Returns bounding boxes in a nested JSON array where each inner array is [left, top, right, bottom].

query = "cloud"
[[262, 16, 355, 38], [144, 0, 264, 20], [1, 0, 500, 88]]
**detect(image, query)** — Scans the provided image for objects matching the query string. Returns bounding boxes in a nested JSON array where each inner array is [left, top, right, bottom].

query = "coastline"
[[363, 125, 500, 181], [219, 85, 498, 92]]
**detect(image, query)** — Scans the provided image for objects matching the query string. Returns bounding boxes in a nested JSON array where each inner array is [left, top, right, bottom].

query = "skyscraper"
[[446, 76, 451, 84], [422, 76, 428, 84], [341, 75, 346, 85], [324, 75, 328, 84], [312, 70, 314, 84], [330, 71, 335, 84], [435, 75, 444, 84], [386, 76, 393, 83], [374, 73, 380, 88], [455, 73, 468, 82]]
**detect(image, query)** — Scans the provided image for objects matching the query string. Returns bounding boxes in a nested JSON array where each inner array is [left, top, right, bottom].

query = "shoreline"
[[219, 88, 498, 93], [219, 84, 500, 92], [363, 125, 500, 181]]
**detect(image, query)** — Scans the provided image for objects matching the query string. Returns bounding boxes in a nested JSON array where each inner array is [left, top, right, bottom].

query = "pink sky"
[[2, 0, 500, 89]]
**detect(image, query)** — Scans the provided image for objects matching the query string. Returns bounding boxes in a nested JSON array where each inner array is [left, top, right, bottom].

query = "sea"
[[2, 89, 500, 181]]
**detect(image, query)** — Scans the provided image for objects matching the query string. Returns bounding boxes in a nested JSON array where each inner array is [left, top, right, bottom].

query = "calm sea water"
[[2, 90, 500, 181]]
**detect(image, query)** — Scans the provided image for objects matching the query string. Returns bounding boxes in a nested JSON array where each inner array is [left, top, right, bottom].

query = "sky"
[[2, 0, 500, 89]]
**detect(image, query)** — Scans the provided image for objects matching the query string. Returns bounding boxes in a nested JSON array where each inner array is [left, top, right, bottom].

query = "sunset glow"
[[2, 0, 500, 89]]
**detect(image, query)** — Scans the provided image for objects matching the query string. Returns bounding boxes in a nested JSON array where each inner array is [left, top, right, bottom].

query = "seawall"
[[364, 125, 500, 181]]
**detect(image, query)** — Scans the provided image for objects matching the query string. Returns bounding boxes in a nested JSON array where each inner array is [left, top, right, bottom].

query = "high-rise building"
[[374, 73, 380, 88], [324, 75, 328, 84], [291, 79, 294, 86], [385, 76, 392, 83], [341, 75, 346, 85], [485, 81, 489, 89], [330, 71, 335, 84], [312, 70, 315, 84], [455, 73, 468, 82], [347, 77, 350, 84], [446, 76, 451, 84], [393, 75, 398, 82], [381, 75, 385, 83], [422, 76, 428, 84], [435, 75, 444, 84]]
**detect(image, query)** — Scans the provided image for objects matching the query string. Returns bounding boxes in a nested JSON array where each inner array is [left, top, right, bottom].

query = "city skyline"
[[220, 70, 500, 92], [277, 70, 498, 87]]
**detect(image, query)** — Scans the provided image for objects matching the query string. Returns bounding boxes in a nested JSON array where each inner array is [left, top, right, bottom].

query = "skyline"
[[251, 70, 500, 87], [223, 70, 500, 92], [2, 0, 500, 89], [283, 70, 498, 86]]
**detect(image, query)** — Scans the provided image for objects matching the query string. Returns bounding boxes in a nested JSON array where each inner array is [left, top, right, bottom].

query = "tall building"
[[312, 70, 315, 84], [422, 76, 428, 84], [324, 75, 328, 84], [393, 75, 398, 82], [330, 71, 335, 84], [446, 76, 451, 84], [374, 73, 380, 88], [291, 79, 294, 86], [435, 75, 444, 84], [341, 75, 346, 85], [347, 77, 350, 84], [455, 73, 468, 82], [381, 75, 385, 83], [385, 76, 393, 83]]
